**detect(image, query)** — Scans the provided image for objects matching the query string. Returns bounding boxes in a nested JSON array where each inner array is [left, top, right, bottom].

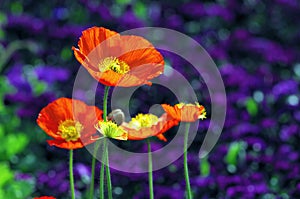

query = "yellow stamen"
[[176, 103, 185, 109], [95, 121, 128, 140], [199, 111, 207, 120], [176, 102, 196, 109], [58, 120, 83, 142], [128, 113, 159, 129], [98, 57, 130, 74]]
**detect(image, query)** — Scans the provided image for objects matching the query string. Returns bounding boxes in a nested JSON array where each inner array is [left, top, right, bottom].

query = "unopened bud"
[[107, 109, 125, 125]]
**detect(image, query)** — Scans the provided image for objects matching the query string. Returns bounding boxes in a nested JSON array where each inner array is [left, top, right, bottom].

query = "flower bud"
[[107, 109, 125, 125]]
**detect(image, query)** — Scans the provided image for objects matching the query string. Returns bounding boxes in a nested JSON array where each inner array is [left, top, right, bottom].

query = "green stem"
[[69, 150, 75, 199], [103, 86, 110, 122], [147, 139, 154, 199], [0, 41, 37, 73], [105, 139, 112, 199], [89, 143, 98, 199], [184, 123, 192, 199], [100, 86, 112, 199], [100, 149, 105, 199]]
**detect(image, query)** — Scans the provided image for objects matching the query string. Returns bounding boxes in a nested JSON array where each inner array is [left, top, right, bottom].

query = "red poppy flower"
[[37, 98, 103, 149], [121, 113, 178, 142], [72, 26, 164, 87], [33, 197, 56, 199], [161, 103, 206, 122]]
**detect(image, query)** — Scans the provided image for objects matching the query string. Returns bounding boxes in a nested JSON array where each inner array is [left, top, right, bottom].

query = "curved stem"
[[147, 139, 154, 199], [69, 149, 75, 199], [0, 41, 38, 73], [184, 123, 192, 199]]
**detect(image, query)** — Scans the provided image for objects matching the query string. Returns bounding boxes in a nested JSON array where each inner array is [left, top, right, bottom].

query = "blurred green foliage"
[[0, 76, 33, 197], [200, 156, 210, 177], [245, 98, 258, 116], [225, 141, 246, 166]]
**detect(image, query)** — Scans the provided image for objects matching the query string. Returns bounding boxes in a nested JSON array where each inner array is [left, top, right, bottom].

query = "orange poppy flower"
[[121, 113, 178, 142], [161, 103, 206, 122], [37, 98, 103, 149], [72, 26, 164, 87], [33, 197, 56, 199]]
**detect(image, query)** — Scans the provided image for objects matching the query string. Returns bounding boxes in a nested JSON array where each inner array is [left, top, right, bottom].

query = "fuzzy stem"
[[100, 86, 112, 199], [184, 123, 192, 199], [99, 150, 105, 199], [147, 139, 154, 199], [105, 139, 112, 199], [103, 86, 110, 122], [89, 142, 99, 199], [69, 149, 75, 199]]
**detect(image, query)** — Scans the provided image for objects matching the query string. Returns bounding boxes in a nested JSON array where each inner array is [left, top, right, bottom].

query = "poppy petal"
[[47, 139, 84, 149], [77, 26, 118, 56], [37, 98, 74, 139], [123, 113, 178, 141], [72, 46, 98, 71], [72, 27, 164, 87], [162, 103, 206, 122], [37, 98, 103, 149], [119, 35, 164, 68], [156, 134, 167, 142]]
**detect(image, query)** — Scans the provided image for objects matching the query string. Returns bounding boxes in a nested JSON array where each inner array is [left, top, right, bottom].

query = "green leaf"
[[0, 125, 4, 138], [4, 180, 34, 199], [225, 142, 242, 166], [25, 69, 47, 96], [116, 0, 132, 4], [0, 189, 4, 198], [200, 156, 210, 177], [245, 98, 258, 116], [0, 77, 14, 94], [0, 163, 14, 187], [10, 2, 23, 15], [61, 47, 72, 61], [133, 2, 147, 20], [0, 12, 7, 25], [4, 133, 29, 159], [32, 81, 47, 96]]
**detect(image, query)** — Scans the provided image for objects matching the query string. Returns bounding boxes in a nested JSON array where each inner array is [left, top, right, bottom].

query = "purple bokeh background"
[[1, 0, 300, 198]]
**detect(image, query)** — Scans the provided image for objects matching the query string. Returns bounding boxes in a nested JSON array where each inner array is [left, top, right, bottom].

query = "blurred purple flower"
[[15, 172, 33, 181], [5, 64, 68, 118], [272, 80, 298, 98], [205, 4, 233, 21], [119, 8, 145, 29], [280, 124, 298, 141], [6, 64, 32, 93], [6, 14, 45, 34], [34, 65, 69, 83], [233, 123, 260, 137], [181, 2, 205, 17]]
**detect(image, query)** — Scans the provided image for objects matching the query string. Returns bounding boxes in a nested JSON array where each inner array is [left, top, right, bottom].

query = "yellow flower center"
[[58, 120, 83, 142], [98, 57, 130, 74], [128, 113, 159, 129], [175, 102, 196, 109], [95, 121, 128, 140], [198, 111, 207, 120], [175, 103, 186, 109]]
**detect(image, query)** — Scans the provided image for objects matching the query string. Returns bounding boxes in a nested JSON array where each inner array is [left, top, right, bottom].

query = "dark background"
[[0, 0, 300, 198]]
